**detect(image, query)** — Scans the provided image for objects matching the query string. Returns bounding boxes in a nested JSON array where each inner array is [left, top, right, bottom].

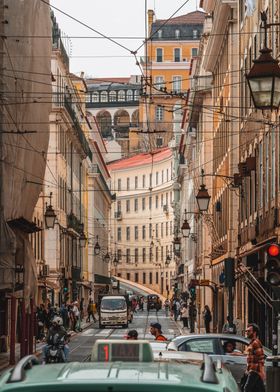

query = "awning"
[[94, 274, 111, 285]]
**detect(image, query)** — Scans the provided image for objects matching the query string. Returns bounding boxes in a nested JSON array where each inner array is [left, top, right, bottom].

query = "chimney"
[[148, 9, 155, 35]]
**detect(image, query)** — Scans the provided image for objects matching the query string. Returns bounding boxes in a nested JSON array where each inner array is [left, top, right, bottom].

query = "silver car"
[[167, 333, 272, 385]]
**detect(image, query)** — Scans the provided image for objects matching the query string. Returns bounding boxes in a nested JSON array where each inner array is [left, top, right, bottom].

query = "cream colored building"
[[108, 147, 176, 297]]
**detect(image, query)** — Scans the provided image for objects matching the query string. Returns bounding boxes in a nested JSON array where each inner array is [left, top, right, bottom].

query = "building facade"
[[108, 148, 176, 297]]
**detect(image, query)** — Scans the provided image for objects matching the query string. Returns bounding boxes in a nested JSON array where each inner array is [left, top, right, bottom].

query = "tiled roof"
[[86, 77, 130, 84], [155, 10, 206, 26], [108, 147, 172, 171]]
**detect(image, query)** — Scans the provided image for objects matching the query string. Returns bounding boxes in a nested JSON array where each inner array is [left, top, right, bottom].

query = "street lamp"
[[173, 236, 181, 254], [181, 209, 191, 238], [103, 252, 110, 264], [246, 12, 280, 110], [94, 235, 101, 255], [44, 193, 57, 229], [79, 231, 87, 248], [196, 170, 211, 212]]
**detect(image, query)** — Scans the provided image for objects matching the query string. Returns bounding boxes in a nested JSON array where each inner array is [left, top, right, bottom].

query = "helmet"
[[52, 316, 63, 326]]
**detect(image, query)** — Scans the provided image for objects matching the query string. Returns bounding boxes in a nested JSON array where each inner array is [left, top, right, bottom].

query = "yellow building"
[[139, 10, 205, 149]]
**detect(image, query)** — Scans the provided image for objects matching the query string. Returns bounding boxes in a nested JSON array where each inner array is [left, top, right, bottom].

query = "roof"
[[0, 361, 237, 392], [86, 77, 130, 84], [154, 11, 206, 26], [108, 147, 172, 171]]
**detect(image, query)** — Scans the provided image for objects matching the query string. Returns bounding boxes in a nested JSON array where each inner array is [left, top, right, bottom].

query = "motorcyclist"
[[42, 316, 70, 363]]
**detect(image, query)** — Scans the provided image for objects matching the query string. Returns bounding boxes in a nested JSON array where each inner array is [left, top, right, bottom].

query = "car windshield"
[[101, 298, 126, 311]]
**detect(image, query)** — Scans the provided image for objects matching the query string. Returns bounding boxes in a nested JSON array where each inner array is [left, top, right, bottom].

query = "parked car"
[[167, 333, 272, 385]]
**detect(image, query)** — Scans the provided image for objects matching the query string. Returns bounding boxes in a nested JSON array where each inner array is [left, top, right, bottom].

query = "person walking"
[[180, 304, 189, 329], [202, 305, 212, 333], [164, 299, 170, 317], [240, 323, 265, 392], [86, 299, 96, 322], [150, 322, 167, 341], [222, 315, 237, 334]]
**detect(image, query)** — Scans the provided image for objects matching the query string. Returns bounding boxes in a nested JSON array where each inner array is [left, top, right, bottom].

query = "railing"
[[64, 96, 92, 161]]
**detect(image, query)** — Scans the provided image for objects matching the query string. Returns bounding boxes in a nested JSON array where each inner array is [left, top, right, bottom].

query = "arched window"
[[92, 92, 99, 102], [100, 91, 108, 102], [127, 90, 133, 101], [109, 91, 117, 102], [118, 90, 125, 101]]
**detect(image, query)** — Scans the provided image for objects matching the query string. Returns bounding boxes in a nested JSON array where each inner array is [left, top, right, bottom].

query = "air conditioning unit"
[[42, 264, 50, 277], [163, 205, 169, 213], [114, 211, 122, 220]]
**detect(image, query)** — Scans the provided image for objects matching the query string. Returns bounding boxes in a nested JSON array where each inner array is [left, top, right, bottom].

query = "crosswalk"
[[81, 327, 177, 340]]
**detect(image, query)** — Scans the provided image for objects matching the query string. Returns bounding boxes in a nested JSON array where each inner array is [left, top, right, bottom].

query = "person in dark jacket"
[[202, 305, 212, 333]]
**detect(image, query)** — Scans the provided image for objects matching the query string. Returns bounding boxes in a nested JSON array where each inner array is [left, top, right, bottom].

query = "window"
[[179, 339, 215, 355], [170, 221, 172, 235], [149, 223, 152, 238], [156, 195, 159, 208], [126, 199, 130, 212], [134, 198, 138, 212], [109, 91, 116, 102], [118, 90, 125, 101], [149, 272, 153, 284], [117, 227, 122, 241], [126, 248, 131, 263], [193, 30, 198, 39], [156, 272, 159, 284], [156, 247, 159, 262], [134, 90, 139, 101], [142, 225, 146, 239], [149, 196, 152, 210], [259, 141, 263, 208], [156, 172, 159, 184], [127, 90, 133, 101], [143, 248, 146, 263], [156, 48, 163, 62], [156, 137, 163, 147], [155, 76, 164, 90], [172, 76, 182, 93], [92, 92, 99, 102], [117, 200, 121, 212], [161, 246, 164, 261], [135, 176, 138, 189], [142, 174, 146, 188], [127, 272, 130, 280], [134, 226, 139, 240], [127, 177, 130, 190], [86, 93, 91, 103], [117, 249, 122, 261], [161, 223, 164, 238], [143, 272, 146, 284], [135, 249, 139, 263], [142, 197, 146, 210], [175, 29, 180, 39], [191, 48, 198, 57], [174, 48, 180, 62], [166, 222, 169, 236], [156, 223, 159, 238], [117, 179, 121, 191], [135, 272, 139, 283], [162, 170, 164, 183], [149, 248, 153, 262], [149, 173, 153, 187], [167, 168, 169, 180], [126, 227, 130, 241], [158, 29, 162, 38], [161, 194, 164, 206], [166, 192, 168, 205], [100, 91, 108, 102], [156, 106, 164, 121]]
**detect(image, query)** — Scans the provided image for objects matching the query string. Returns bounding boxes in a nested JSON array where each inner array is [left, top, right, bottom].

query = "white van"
[[99, 295, 128, 328]]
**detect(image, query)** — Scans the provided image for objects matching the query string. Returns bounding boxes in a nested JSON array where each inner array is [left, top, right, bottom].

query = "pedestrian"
[[150, 322, 167, 341], [180, 304, 189, 328], [222, 315, 237, 334], [87, 299, 96, 322], [202, 305, 212, 333], [164, 299, 170, 317], [173, 299, 180, 321], [72, 301, 81, 331], [126, 329, 138, 340], [240, 323, 265, 392]]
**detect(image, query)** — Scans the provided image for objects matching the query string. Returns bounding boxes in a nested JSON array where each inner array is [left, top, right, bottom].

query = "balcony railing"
[[64, 96, 92, 161]]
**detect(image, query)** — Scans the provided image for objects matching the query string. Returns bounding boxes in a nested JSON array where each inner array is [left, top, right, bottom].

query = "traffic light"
[[224, 257, 235, 287], [188, 279, 198, 300], [265, 244, 280, 286]]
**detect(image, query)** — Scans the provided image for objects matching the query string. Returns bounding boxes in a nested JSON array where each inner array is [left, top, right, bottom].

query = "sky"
[[50, 0, 202, 78]]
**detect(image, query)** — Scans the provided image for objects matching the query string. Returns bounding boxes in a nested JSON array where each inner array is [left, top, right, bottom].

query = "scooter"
[[45, 333, 69, 364]]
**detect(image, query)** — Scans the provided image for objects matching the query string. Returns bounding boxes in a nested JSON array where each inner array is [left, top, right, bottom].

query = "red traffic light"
[[267, 244, 280, 257]]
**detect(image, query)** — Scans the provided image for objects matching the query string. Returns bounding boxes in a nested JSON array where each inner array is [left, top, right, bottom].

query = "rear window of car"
[[178, 339, 216, 354]]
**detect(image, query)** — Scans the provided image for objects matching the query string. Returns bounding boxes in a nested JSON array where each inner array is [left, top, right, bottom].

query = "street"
[[68, 308, 182, 362]]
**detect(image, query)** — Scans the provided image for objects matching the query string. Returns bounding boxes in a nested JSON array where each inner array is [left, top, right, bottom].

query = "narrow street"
[[68, 308, 182, 362]]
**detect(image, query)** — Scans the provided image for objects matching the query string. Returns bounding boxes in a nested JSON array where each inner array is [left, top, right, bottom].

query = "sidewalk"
[[0, 319, 93, 374]]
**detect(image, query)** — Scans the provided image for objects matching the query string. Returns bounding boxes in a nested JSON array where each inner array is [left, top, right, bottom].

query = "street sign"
[[199, 279, 210, 286]]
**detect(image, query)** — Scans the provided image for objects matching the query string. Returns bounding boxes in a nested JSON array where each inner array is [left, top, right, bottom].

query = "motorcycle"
[[45, 333, 69, 364]]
